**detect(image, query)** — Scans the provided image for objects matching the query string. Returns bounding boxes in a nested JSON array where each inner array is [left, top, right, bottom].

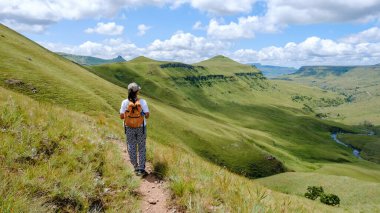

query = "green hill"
[[194, 55, 261, 75], [279, 65, 380, 125], [57, 52, 126, 66], [2, 24, 380, 212]]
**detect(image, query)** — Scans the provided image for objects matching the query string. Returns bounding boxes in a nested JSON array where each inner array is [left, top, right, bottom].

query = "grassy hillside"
[[2, 23, 380, 212], [0, 24, 128, 116], [0, 87, 139, 212], [279, 65, 380, 125], [57, 52, 126, 66], [194, 55, 261, 75], [257, 172, 380, 212], [89, 55, 380, 179]]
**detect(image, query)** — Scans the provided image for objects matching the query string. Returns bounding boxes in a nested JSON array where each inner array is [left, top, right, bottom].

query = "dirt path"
[[115, 141, 175, 213]]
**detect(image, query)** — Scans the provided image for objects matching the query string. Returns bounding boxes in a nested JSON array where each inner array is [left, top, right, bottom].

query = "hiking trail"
[[114, 140, 177, 213]]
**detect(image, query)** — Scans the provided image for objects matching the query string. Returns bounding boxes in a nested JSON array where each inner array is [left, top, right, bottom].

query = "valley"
[[1, 23, 380, 212]]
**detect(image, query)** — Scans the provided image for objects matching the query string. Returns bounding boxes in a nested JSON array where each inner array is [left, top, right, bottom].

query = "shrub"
[[304, 186, 324, 200], [320, 194, 340, 206]]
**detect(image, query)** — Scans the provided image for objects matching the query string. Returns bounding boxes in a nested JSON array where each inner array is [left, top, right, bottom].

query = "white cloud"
[[265, 0, 380, 26], [137, 24, 151, 36], [145, 31, 230, 62], [231, 33, 380, 67], [192, 21, 204, 30], [0, 19, 47, 33], [341, 27, 380, 44], [0, 0, 259, 33], [206, 0, 380, 40], [3, 0, 380, 34], [41, 27, 380, 66], [40, 32, 230, 63], [207, 16, 277, 40], [85, 22, 124, 36], [40, 38, 142, 59], [187, 0, 258, 15]]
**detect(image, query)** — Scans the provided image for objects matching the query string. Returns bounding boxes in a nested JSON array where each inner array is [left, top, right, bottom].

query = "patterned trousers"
[[125, 127, 146, 170]]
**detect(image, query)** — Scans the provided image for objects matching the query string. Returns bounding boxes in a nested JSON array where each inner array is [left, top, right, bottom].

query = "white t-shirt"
[[120, 99, 149, 127]]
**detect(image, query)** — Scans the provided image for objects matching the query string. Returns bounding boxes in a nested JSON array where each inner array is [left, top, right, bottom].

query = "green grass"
[[0, 87, 139, 212], [0, 24, 127, 115], [148, 142, 345, 212], [193, 55, 261, 75], [256, 172, 380, 212]]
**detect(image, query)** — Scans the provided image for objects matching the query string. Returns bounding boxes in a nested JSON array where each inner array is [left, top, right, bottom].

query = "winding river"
[[331, 133, 361, 158]]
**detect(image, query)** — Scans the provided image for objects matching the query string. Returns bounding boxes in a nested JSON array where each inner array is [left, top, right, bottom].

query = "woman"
[[120, 82, 150, 176]]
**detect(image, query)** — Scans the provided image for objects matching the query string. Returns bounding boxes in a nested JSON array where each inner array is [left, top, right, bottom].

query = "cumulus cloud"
[[192, 21, 204, 30], [0, 0, 259, 32], [40, 32, 230, 63], [40, 27, 380, 66], [265, 0, 380, 26], [341, 27, 380, 44], [0, 19, 47, 33], [187, 0, 258, 15], [85, 22, 124, 35], [137, 24, 151, 36], [207, 16, 277, 39], [145, 31, 230, 62], [3, 0, 380, 34], [41, 37, 144, 59], [231, 34, 380, 67], [206, 0, 380, 40]]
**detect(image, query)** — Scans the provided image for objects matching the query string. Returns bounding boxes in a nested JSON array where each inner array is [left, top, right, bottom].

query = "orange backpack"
[[124, 99, 144, 128]]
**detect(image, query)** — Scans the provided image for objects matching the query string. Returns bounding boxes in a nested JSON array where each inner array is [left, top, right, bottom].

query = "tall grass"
[[0, 88, 139, 212], [147, 141, 342, 212]]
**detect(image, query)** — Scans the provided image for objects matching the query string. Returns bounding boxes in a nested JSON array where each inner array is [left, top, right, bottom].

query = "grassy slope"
[[1, 24, 380, 212], [91, 55, 377, 173], [0, 24, 127, 116], [280, 65, 380, 125], [256, 172, 380, 212], [0, 87, 139, 212], [194, 55, 260, 75]]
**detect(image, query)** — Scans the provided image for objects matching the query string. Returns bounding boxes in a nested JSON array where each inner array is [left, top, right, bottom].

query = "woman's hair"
[[128, 90, 138, 103]]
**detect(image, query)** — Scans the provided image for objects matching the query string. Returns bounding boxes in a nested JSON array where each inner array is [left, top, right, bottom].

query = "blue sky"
[[1, 0, 380, 67]]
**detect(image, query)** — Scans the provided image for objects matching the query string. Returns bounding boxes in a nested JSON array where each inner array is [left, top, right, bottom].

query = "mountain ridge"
[[57, 52, 126, 66]]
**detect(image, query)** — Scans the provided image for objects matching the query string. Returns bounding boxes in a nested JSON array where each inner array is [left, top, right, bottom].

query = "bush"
[[304, 186, 341, 206], [304, 186, 324, 200], [320, 194, 340, 206]]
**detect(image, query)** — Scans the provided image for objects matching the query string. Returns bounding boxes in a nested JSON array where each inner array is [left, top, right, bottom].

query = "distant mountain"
[[293, 66, 356, 77], [251, 63, 297, 78], [57, 52, 126, 65]]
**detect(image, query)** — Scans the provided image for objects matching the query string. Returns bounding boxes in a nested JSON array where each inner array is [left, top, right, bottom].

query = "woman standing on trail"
[[120, 82, 150, 176]]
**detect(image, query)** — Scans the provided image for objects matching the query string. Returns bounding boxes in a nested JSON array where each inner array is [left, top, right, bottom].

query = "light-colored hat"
[[128, 82, 141, 92]]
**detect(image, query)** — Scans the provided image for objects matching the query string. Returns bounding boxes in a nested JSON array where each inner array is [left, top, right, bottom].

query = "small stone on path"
[[148, 199, 157, 205]]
